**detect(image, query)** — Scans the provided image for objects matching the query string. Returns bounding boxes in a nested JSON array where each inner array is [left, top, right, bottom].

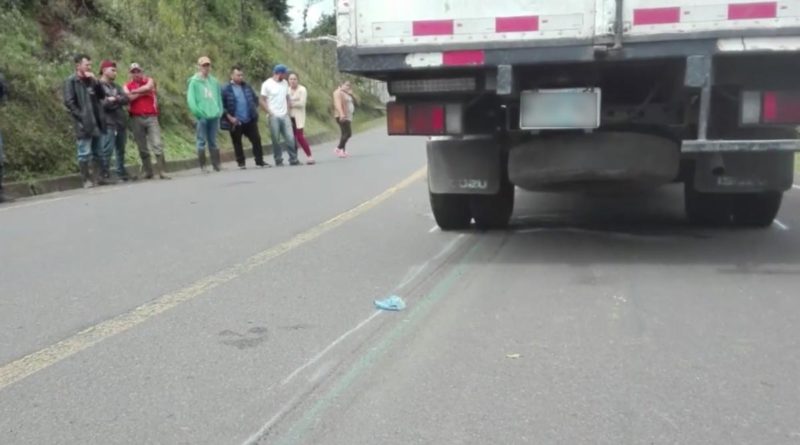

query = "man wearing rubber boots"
[[125, 63, 170, 180], [63, 53, 107, 188]]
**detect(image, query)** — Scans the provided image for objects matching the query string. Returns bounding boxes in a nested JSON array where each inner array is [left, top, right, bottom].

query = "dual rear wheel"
[[684, 186, 783, 227], [430, 181, 515, 231]]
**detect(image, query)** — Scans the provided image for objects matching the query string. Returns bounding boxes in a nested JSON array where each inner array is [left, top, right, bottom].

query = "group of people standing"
[[63, 54, 171, 188], [46, 53, 358, 191], [187, 58, 356, 170]]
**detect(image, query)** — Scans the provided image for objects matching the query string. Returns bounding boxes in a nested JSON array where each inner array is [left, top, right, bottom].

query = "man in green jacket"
[[187, 56, 223, 172]]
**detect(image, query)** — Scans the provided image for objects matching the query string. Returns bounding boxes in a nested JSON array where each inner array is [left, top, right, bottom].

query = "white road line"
[[774, 219, 790, 231], [280, 310, 382, 386], [793, 184, 800, 190], [428, 225, 439, 233]]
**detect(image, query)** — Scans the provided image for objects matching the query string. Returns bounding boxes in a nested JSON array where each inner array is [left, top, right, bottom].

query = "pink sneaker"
[[341, 150, 349, 158], [336, 149, 346, 158]]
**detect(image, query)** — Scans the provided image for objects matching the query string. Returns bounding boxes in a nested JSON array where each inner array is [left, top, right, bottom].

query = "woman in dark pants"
[[333, 80, 355, 158]]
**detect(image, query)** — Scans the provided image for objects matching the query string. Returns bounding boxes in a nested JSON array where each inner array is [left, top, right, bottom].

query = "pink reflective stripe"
[[412, 20, 454, 36], [442, 50, 485, 66], [728, 2, 778, 19], [633, 7, 681, 25], [496, 16, 540, 33]]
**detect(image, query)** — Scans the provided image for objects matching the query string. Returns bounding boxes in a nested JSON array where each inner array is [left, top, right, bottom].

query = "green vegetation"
[[0, 0, 382, 181]]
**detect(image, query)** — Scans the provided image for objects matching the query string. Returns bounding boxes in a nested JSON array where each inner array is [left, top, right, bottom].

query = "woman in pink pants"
[[288, 73, 314, 165]]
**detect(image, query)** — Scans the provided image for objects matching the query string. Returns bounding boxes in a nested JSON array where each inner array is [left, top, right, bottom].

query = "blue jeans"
[[268, 115, 297, 164], [102, 127, 128, 176], [195, 118, 219, 153], [76, 136, 102, 163]]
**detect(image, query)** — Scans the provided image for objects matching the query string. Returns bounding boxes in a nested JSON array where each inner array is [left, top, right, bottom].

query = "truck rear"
[[337, 0, 800, 229]]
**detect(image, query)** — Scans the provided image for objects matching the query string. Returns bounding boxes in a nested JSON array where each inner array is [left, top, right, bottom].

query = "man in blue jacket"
[[221, 66, 269, 169]]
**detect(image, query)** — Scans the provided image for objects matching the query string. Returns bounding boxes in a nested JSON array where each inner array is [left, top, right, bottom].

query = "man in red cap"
[[99, 60, 133, 181], [124, 63, 169, 180]]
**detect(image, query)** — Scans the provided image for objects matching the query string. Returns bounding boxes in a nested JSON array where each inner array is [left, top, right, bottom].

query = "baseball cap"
[[99, 60, 116, 72], [198, 56, 212, 66], [129, 63, 142, 73], [273, 64, 288, 74]]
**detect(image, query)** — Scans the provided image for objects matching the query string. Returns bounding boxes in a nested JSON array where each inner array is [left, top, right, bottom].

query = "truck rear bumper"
[[682, 139, 800, 153]]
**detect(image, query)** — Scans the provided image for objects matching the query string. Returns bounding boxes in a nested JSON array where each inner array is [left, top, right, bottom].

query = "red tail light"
[[741, 90, 800, 125], [385, 103, 462, 135], [408, 105, 445, 135], [761, 91, 800, 124]]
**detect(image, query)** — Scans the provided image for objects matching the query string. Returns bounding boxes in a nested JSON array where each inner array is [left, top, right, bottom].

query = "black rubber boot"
[[198, 151, 208, 173], [0, 163, 12, 203], [94, 159, 111, 185], [155, 154, 171, 180], [210, 149, 221, 172], [141, 156, 154, 179], [79, 161, 94, 188]]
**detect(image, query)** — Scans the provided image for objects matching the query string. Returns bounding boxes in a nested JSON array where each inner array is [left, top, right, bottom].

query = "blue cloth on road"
[[374, 295, 406, 311]]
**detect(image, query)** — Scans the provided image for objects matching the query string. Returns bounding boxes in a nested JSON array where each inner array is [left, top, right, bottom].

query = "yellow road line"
[[0, 166, 427, 391]]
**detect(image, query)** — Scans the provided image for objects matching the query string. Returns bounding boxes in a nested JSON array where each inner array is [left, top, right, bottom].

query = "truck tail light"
[[385, 102, 463, 135], [387, 103, 408, 135], [741, 90, 800, 125], [409, 105, 445, 134]]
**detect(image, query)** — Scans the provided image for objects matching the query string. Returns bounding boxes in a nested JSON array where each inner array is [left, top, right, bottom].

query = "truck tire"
[[730, 192, 783, 227], [685, 185, 783, 227], [684, 185, 733, 226], [470, 181, 514, 230], [430, 192, 472, 230]]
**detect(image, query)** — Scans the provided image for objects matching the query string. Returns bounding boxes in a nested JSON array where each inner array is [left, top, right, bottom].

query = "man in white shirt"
[[259, 64, 299, 166]]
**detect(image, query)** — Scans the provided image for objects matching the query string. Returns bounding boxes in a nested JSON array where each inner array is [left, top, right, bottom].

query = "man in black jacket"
[[0, 71, 11, 203], [99, 60, 133, 181], [222, 66, 268, 168], [63, 53, 106, 188]]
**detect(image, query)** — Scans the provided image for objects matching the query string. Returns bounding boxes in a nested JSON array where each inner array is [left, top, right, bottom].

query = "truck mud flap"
[[427, 137, 503, 195]]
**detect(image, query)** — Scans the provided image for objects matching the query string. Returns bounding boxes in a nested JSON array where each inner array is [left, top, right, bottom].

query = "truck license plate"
[[519, 88, 601, 130]]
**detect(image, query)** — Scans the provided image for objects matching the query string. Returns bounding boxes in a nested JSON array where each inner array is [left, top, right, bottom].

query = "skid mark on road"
[[0, 167, 427, 392], [277, 233, 466, 389], [245, 239, 484, 445]]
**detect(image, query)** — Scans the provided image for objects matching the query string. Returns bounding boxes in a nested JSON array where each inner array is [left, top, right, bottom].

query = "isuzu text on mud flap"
[[337, 0, 800, 230]]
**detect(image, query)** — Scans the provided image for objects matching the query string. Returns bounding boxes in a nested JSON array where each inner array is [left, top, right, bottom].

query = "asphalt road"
[[1, 127, 799, 444]]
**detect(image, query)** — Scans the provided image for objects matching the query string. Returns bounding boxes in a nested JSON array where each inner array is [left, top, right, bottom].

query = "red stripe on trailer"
[[728, 2, 778, 20], [496, 16, 540, 33], [633, 7, 681, 25], [443, 50, 485, 66], [412, 20, 454, 36]]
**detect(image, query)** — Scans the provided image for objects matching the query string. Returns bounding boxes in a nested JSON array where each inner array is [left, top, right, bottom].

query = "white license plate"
[[519, 88, 601, 130]]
